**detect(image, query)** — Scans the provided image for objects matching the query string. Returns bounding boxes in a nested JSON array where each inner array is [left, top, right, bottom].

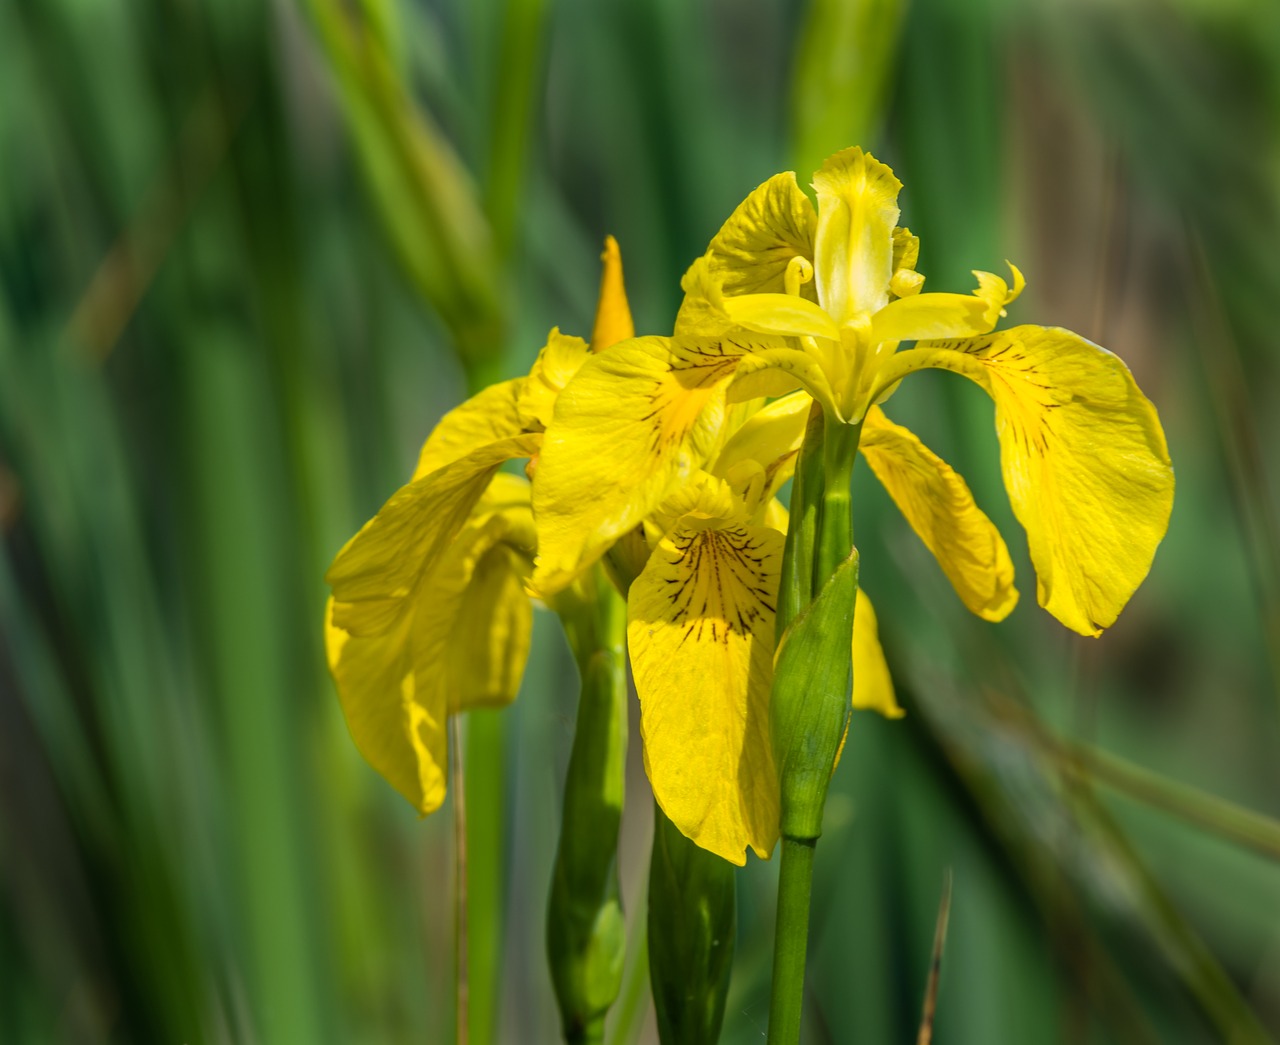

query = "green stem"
[[766, 838, 817, 1045], [778, 402, 825, 638], [767, 412, 863, 1045]]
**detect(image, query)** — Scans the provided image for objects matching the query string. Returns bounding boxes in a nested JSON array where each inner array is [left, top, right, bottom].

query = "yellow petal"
[[517, 329, 591, 430], [444, 543, 532, 712], [704, 171, 818, 299], [860, 406, 1018, 621], [723, 292, 841, 342], [852, 590, 902, 718], [811, 147, 902, 322], [712, 390, 810, 503], [326, 490, 535, 814], [327, 596, 449, 815], [533, 337, 748, 592], [728, 347, 841, 419], [885, 326, 1174, 635], [414, 378, 526, 479], [628, 520, 785, 864], [591, 235, 636, 353], [869, 264, 1024, 343], [328, 433, 541, 634]]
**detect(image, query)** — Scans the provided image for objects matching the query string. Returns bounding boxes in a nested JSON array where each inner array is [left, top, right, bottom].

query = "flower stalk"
[[768, 409, 863, 1044], [547, 567, 629, 1045]]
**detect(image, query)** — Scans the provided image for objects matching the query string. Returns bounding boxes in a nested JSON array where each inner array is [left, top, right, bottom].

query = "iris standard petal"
[[881, 326, 1174, 635], [704, 171, 818, 298], [628, 518, 785, 864], [811, 147, 901, 323], [860, 406, 1018, 621]]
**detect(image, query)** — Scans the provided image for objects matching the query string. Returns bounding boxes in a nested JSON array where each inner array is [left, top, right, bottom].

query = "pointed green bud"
[[547, 582, 628, 1044]]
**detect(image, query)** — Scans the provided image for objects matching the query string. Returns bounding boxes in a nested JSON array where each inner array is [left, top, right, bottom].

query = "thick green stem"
[[547, 570, 628, 1044], [778, 402, 826, 638], [767, 838, 817, 1045], [767, 412, 863, 1045]]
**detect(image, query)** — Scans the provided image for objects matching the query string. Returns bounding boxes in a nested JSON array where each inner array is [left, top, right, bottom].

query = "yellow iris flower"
[[623, 391, 901, 863], [324, 239, 634, 815], [533, 147, 1173, 861]]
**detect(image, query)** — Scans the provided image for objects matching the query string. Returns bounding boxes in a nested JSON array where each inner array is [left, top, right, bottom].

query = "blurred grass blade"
[[915, 869, 953, 1045], [305, 0, 505, 371], [1053, 733, 1280, 864], [789, 0, 906, 175], [484, 0, 549, 261]]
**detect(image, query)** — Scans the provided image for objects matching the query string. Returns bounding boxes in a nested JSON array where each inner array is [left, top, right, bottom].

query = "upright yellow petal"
[[414, 378, 525, 479], [811, 147, 901, 322], [852, 590, 902, 718], [533, 337, 749, 592], [882, 326, 1174, 635], [860, 407, 1018, 621], [591, 235, 635, 353], [704, 172, 818, 299], [328, 433, 541, 635], [518, 330, 591, 431], [628, 519, 785, 864]]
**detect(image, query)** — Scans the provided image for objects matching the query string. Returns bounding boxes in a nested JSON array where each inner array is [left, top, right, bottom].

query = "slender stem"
[[451, 716, 469, 1045], [767, 838, 817, 1045]]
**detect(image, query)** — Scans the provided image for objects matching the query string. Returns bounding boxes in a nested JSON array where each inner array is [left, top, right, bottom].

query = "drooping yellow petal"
[[517, 329, 591, 431], [860, 406, 1018, 621], [444, 542, 532, 712], [414, 378, 526, 479], [628, 519, 785, 864], [326, 478, 535, 815], [591, 235, 635, 353], [326, 597, 448, 815], [852, 590, 902, 718], [811, 147, 901, 323], [704, 171, 818, 299], [328, 433, 541, 634], [533, 337, 749, 592], [880, 326, 1174, 635], [869, 264, 1024, 344]]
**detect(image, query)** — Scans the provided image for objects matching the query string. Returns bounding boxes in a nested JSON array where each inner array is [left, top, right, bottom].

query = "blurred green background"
[[3, 0, 1280, 1041]]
